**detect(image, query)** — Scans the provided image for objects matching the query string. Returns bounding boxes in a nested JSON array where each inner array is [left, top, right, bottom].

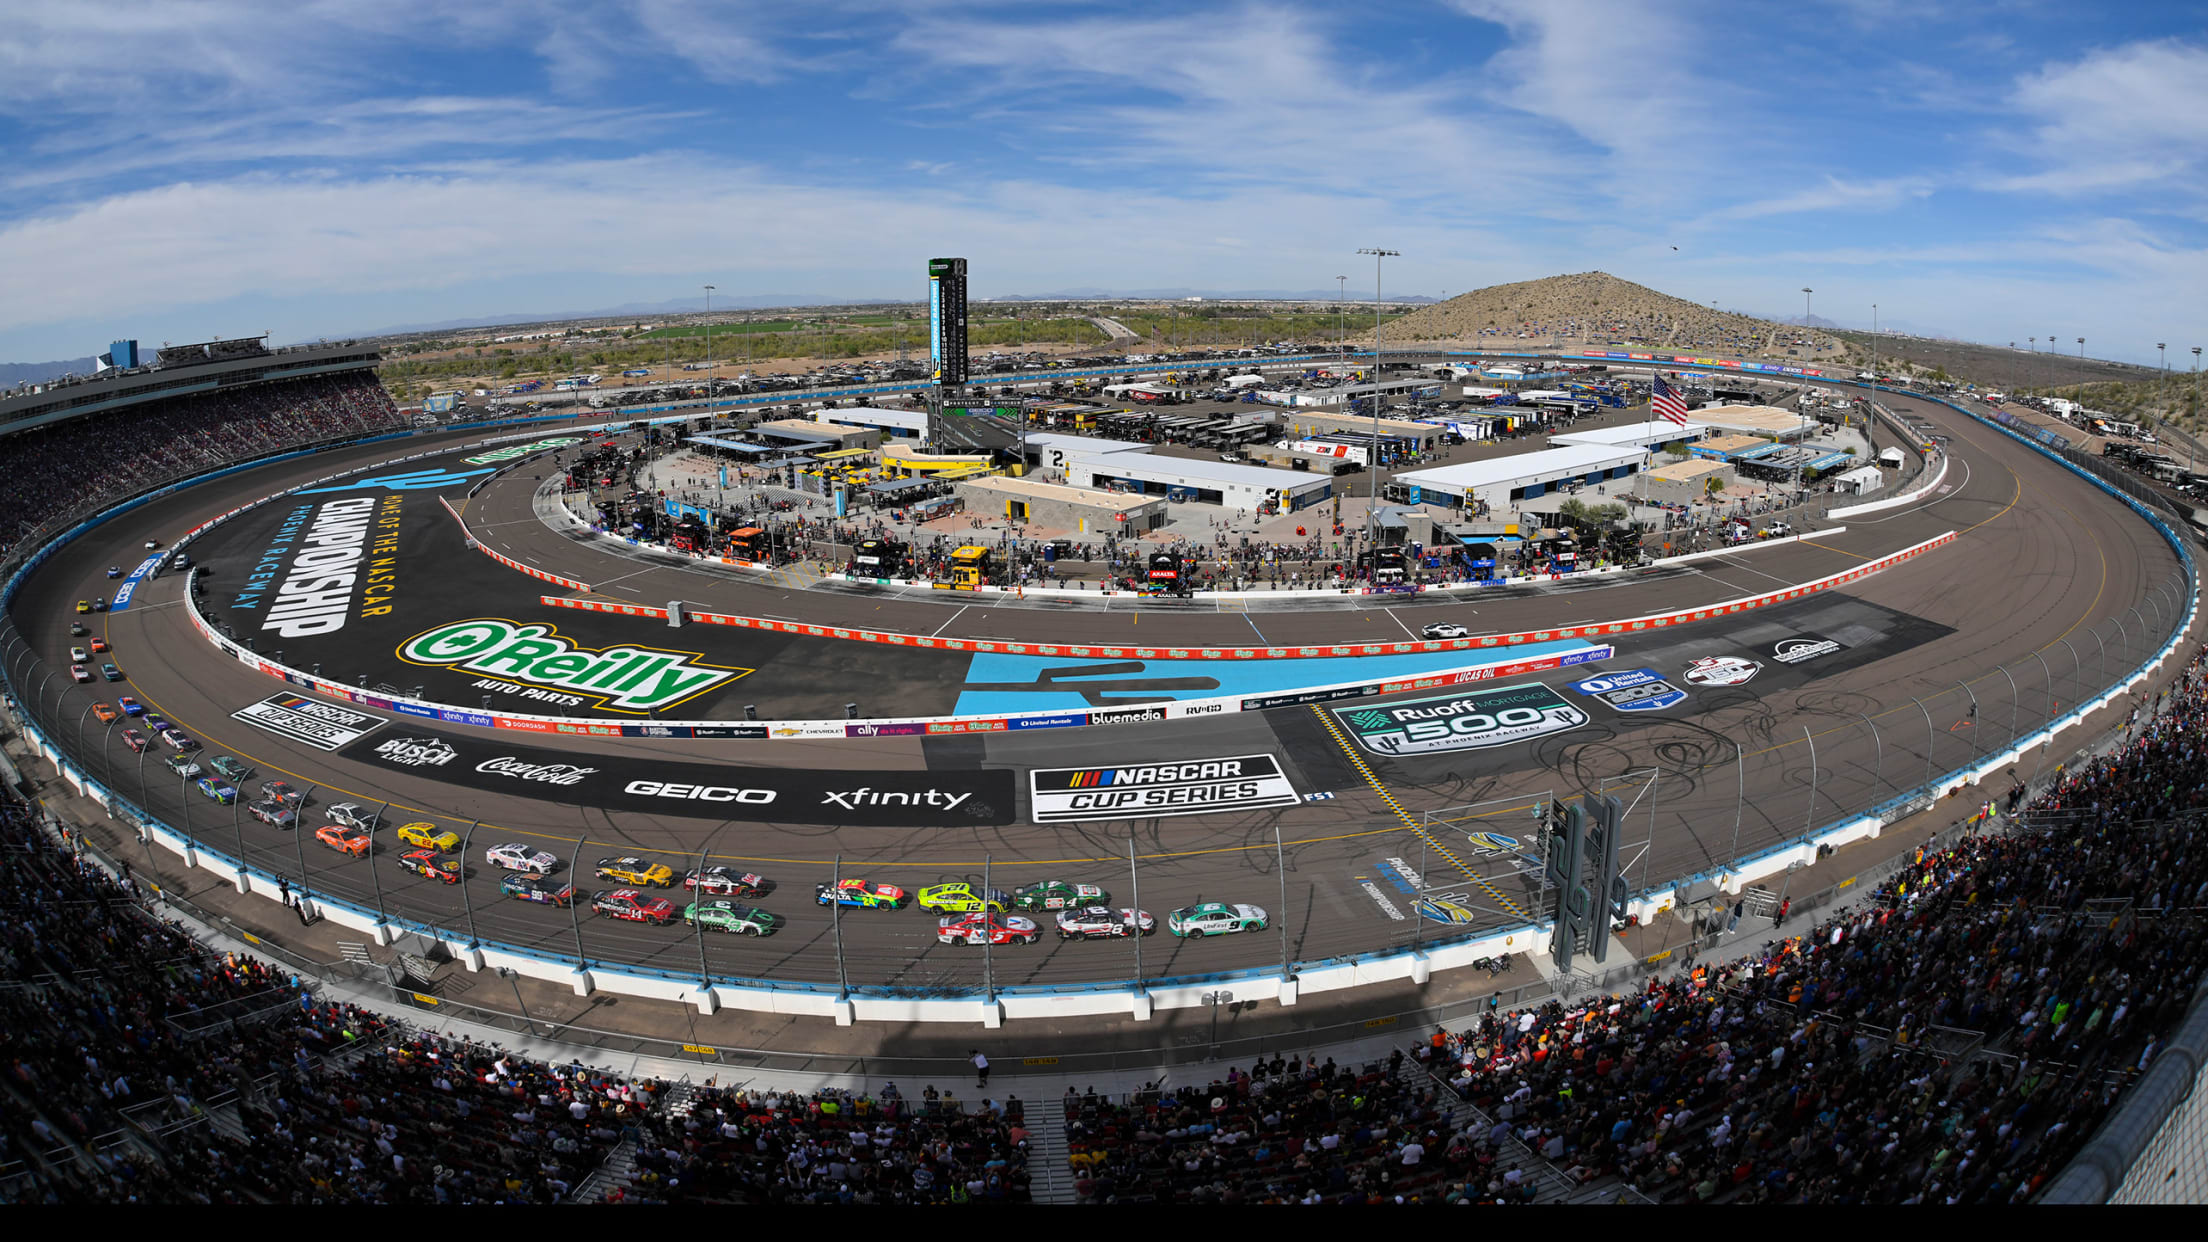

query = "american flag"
[[1651, 375, 1689, 426]]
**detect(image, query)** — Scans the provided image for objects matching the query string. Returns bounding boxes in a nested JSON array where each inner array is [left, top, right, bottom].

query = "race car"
[[684, 900, 779, 936], [254, 800, 301, 830], [120, 729, 148, 753], [106, 566, 122, 579], [485, 842, 559, 874], [90, 637, 109, 654], [1421, 622, 1471, 639], [324, 803, 374, 830], [935, 912, 1041, 946], [69, 664, 91, 683], [162, 751, 202, 779], [395, 822, 461, 852], [144, 715, 170, 734], [814, 879, 905, 910], [91, 703, 119, 724], [1055, 906, 1156, 940], [1415, 897, 1478, 925], [314, 820, 368, 853], [69, 646, 87, 663], [100, 664, 123, 682], [501, 873, 577, 907], [1011, 880, 1108, 911], [69, 622, 87, 637], [594, 856, 675, 887], [160, 730, 199, 752], [208, 755, 253, 781], [1167, 902, 1268, 938], [917, 882, 1011, 914], [75, 600, 90, 614], [684, 866, 769, 897], [194, 777, 238, 804], [262, 780, 304, 804], [118, 696, 143, 716], [591, 888, 675, 924], [398, 848, 462, 885], [89, 598, 106, 612]]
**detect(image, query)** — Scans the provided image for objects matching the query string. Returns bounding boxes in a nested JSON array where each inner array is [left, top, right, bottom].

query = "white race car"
[[1055, 906, 1157, 940], [1421, 622, 1471, 639], [484, 842, 559, 874]]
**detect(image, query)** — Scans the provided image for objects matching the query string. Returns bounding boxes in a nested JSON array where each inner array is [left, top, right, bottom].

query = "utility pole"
[[703, 285, 715, 401]]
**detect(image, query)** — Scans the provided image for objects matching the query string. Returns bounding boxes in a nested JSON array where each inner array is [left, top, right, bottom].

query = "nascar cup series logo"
[[398, 620, 744, 713]]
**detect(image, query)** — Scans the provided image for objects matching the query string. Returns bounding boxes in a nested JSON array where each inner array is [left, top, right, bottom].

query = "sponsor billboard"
[[1029, 754, 1300, 823], [1569, 668, 1689, 712], [232, 693, 389, 751], [1333, 683, 1588, 757], [345, 727, 1011, 826]]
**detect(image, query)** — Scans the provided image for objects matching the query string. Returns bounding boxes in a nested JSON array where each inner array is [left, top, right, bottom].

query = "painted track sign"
[[1334, 683, 1587, 757]]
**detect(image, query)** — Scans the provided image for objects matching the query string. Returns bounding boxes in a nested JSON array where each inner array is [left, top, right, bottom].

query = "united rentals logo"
[[373, 736, 457, 768], [1334, 683, 1588, 757], [1570, 668, 1688, 713], [398, 619, 746, 713]]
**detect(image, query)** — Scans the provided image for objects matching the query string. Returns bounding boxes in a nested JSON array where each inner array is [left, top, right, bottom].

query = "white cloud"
[[1705, 176, 1936, 222], [1992, 39, 2208, 197]]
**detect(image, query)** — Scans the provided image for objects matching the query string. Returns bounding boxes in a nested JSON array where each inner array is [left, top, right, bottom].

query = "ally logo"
[[398, 619, 748, 713], [297, 467, 493, 494]]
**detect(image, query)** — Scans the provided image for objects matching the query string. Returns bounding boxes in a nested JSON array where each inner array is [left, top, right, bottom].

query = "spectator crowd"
[[0, 372, 399, 559]]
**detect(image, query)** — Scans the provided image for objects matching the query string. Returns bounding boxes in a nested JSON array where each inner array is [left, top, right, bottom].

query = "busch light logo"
[[373, 736, 458, 768]]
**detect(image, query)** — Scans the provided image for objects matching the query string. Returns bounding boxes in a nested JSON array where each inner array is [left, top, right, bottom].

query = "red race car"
[[591, 888, 675, 925], [397, 848, 461, 885]]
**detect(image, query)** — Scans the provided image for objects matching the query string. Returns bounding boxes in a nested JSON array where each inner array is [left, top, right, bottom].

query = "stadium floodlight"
[[703, 285, 715, 396], [1356, 248, 1399, 565]]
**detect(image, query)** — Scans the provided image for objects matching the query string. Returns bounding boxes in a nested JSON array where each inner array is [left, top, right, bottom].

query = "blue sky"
[[2, 1, 2205, 366]]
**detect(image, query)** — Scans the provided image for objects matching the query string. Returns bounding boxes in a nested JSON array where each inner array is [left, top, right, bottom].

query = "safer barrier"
[[438, 494, 591, 592]]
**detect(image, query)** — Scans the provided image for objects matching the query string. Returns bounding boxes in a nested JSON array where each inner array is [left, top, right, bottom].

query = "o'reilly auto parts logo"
[[1334, 683, 1588, 757], [399, 619, 745, 713], [1683, 656, 1761, 687], [1570, 668, 1688, 713], [1771, 634, 1846, 665], [373, 736, 457, 767]]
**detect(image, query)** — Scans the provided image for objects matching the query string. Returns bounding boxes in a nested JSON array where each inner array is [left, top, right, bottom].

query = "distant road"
[[1089, 316, 1139, 340]]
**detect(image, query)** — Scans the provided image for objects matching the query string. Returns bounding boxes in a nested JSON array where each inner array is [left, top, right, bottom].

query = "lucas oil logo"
[[398, 619, 746, 713]]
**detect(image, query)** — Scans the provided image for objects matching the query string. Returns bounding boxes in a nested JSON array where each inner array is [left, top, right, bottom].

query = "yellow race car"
[[395, 822, 462, 852], [917, 882, 1011, 914], [594, 856, 675, 887]]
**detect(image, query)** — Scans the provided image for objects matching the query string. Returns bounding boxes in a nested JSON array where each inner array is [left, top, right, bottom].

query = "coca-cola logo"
[[475, 756, 597, 786]]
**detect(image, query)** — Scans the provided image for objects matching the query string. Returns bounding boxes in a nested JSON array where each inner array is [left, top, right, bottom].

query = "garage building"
[[956, 476, 1168, 534], [1636, 458, 1735, 505], [1392, 445, 1647, 513], [1063, 452, 1332, 513], [1549, 419, 1710, 452]]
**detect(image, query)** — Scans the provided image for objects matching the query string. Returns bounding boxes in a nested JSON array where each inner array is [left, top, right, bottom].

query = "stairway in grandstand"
[[1397, 1060, 1647, 1204], [572, 1080, 696, 1203], [1029, 1094, 1078, 1204]]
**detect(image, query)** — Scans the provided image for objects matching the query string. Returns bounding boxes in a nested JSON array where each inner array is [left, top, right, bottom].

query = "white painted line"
[[1381, 608, 1417, 639], [930, 605, 971, 638]]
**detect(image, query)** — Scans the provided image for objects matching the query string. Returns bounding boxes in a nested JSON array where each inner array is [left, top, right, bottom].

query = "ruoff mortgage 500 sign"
[[1335, 683, 1588, 757]]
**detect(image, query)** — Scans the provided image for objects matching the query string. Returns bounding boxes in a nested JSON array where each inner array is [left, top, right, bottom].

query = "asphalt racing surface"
[[14, 392, 2187, 994]]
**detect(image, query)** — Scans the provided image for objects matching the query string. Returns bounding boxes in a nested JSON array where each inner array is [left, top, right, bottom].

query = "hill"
[[1371, 271, 1842, 360]]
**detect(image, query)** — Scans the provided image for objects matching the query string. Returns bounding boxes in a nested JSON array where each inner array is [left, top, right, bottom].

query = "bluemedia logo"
[[296, 467, 493, 494]]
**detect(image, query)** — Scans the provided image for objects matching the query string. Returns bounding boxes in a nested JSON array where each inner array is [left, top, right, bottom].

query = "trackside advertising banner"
[[346, 726, 1014, 826]]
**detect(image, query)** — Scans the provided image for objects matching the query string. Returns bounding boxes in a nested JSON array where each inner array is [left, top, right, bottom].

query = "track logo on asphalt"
[[1334, 683, 1588, 757], [1771, 634, 1846, 665], [397, 619, 748, 714], [1682, 656, 1762, 687], [1570, 668, 1688, 712], [1029, 754, 1300, 822], [371, 736, 458, 768], [232, 694, 387, 751]]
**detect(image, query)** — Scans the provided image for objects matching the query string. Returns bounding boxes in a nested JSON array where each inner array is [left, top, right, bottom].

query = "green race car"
[[1167, 902, 1269, 937], [684, 900, 779, 936], [1012, 879, 1109, 911], [209, 755, 254, 782]]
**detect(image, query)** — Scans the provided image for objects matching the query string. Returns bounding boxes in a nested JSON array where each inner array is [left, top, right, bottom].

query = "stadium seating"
[[0, 372, 400, 559]]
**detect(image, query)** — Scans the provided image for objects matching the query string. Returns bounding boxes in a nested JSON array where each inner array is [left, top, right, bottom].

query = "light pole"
[[1872, 303, 1879, 395], [703, 284, 716, 402], [2159, 343, 2167, 372], [2193, 347, 2201, 373], [1335, 275, 1347, 379], [1799, 288, 1813, 402], [2077, 337, 2085, 359], [1357, 247, 1399, 562]]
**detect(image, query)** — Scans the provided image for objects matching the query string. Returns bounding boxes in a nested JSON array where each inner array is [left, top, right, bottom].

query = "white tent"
[[1833, 464, 1885, 495], [1877, 446, 1907, 467]]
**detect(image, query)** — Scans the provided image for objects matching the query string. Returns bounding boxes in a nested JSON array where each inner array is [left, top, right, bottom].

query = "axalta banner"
[[343, 726, 1014, 826]]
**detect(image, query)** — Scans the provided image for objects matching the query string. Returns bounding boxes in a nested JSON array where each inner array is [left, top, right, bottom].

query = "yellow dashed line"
[[1795, 539, 1867, 560], [1308, 705, 1530, 921]]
